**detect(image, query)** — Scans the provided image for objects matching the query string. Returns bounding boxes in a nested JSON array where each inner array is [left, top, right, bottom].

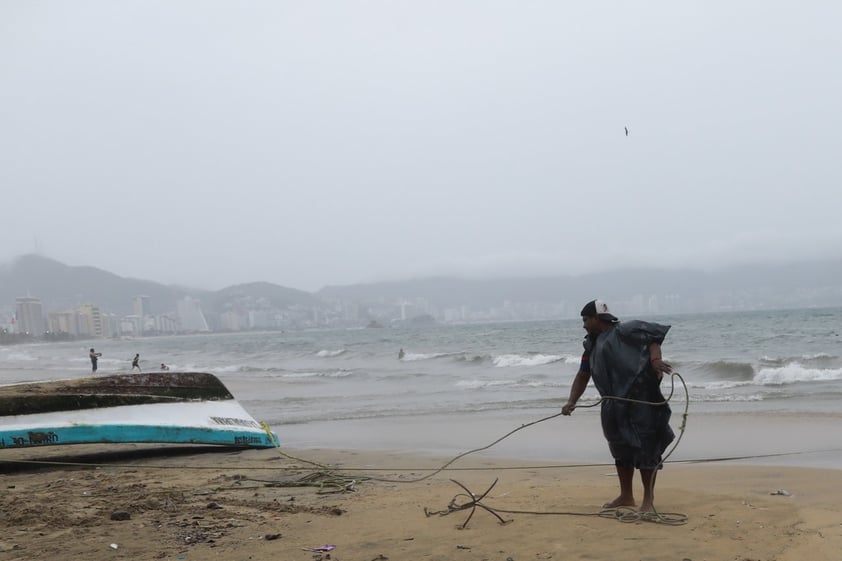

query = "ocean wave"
[[454, 377, 566, 390], [759, 355, 786, 366], [695, 360, 755, 380], [96, 357, 129, 366], [687, 380, 754, 390], [691, 393, 765, 402], [754, 364, 842, 385], [0, 351, 38, 361], [802, 353, 835, 360], [455, 379, 517, 389], [492, 353, 571, 368], [235, 365, 287, 373], [400, 351, 465, 362], [280, 369, 355, 379], [316, 349, 347, 357], [451, 353, 492, 363], [760, 353, 838, 365], [519, 379, 566, 389], [208, 364, 249, 373]]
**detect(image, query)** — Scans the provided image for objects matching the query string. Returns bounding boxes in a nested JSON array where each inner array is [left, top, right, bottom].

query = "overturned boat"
[[0, 372, 278, 450]]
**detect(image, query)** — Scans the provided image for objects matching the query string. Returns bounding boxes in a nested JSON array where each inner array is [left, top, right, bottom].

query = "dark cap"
[[580, 299, 618, 322]]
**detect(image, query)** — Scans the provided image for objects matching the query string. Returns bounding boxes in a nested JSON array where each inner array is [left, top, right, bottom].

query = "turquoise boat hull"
[[0, 372, 278, 450]]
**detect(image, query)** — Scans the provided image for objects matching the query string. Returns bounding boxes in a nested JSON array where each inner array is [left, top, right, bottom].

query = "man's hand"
[[562, 401, 576, 416], [650, 358, 672, 378]]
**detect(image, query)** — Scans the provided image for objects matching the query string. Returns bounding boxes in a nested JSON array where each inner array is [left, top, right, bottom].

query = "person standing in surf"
[[131, 353, 142, 372], [89, 348, 102, 373], [562, 300, 675, 513]]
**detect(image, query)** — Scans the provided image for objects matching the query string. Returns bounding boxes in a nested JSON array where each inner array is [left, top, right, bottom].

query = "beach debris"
[[264, 533, 282, 541], [109, 543, 119, 550], [770, 489, 791, 496], [260, 472, 363, 493], [207, 501, 223, 509], [456, 544, 471, 549], [110, 510, 131, 521], [371, 556, 389, 561], [424, 478, 512, 529], [303, 545, 336, 552]]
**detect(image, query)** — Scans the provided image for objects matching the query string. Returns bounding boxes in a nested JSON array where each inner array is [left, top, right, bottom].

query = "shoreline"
[[270, 407, 842, 471], [2, 444, 842, 560]]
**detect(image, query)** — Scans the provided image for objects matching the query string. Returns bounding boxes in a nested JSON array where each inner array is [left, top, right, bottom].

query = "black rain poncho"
[[584, 320, 675, 469]]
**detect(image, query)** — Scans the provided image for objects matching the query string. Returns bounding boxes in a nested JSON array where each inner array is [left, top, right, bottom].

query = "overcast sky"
[[2, 2, 840, 291]]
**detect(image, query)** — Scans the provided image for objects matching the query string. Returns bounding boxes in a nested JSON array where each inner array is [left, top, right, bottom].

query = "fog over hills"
[[0, 255, 313, 316], [2, 254, 841, 320]]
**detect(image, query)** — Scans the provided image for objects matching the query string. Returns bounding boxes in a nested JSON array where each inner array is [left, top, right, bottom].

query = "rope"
[[421, 371, 690, 526], [1, 372, 692, 521], [263, 372, 693, 524], [0, 371, 778, 526]]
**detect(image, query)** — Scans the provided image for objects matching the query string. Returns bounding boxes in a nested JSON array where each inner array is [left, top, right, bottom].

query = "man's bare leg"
[[603, 465, 636, 508], [639, 468, 657, 512]]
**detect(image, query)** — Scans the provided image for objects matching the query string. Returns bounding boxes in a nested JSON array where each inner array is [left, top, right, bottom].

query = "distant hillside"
[[207, 281, 320, 312], [0, 255, 320, 316], [318, 260, 842, 313], [0, 255, 199, 315], [4, 254, 842, 318]]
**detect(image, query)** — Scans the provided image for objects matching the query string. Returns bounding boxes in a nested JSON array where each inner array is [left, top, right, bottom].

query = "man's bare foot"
[[602, 495, 636, 509], [638, 500, 655, 513]]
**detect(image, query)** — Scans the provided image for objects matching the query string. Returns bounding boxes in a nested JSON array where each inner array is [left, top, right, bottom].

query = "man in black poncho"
[[562, 300, 675, 513]]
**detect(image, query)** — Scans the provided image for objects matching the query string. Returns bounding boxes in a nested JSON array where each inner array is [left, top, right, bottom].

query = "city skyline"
[[3, 253, 841, 341]]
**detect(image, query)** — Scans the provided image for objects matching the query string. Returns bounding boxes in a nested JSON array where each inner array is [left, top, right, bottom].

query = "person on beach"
[[398, 348, 405, 360], [562, 299, 675, 513], [131, 353, 141, 372], [160, 363, 170, 370], [89, 348, 102, 373]]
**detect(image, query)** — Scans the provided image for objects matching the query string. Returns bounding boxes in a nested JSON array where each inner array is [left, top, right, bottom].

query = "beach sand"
[[2, 444, 841, 561]]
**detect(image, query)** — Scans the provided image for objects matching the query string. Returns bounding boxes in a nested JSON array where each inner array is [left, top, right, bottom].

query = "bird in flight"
[[624, 126, 629, 137]]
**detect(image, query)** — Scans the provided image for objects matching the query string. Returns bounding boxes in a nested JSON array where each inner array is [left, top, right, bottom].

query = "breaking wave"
[[754, 364, 842, 385], [492, 353, 572, 367], [400, 351, 468, 362]]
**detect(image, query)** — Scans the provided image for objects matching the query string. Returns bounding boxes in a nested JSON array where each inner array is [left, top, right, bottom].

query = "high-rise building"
[[48, 310, 86, 335], [133, 295, 151, 317], [177, 297, 209, 332], [155, 314, 178, 334], [15, 297, 45, 336], [80, 304, 104, 337]]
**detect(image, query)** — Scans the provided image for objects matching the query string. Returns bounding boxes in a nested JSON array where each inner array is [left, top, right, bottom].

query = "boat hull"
[[0, 373, 278, 450]]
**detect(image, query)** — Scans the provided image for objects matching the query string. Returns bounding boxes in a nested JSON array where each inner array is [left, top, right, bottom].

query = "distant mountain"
[[4, 254, 842, 319], [208, 282, 320, 311], [0, 255, 200, 315], [319, 271, 702, 307], [0, 255, 320, 316], [318, 260, 842, 314]]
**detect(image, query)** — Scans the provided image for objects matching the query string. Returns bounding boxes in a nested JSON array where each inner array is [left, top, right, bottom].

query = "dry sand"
[[1, 444, 841, 561]]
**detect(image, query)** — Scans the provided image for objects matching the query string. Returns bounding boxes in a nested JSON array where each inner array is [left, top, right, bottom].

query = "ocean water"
[[2, 307, 841, 466]]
